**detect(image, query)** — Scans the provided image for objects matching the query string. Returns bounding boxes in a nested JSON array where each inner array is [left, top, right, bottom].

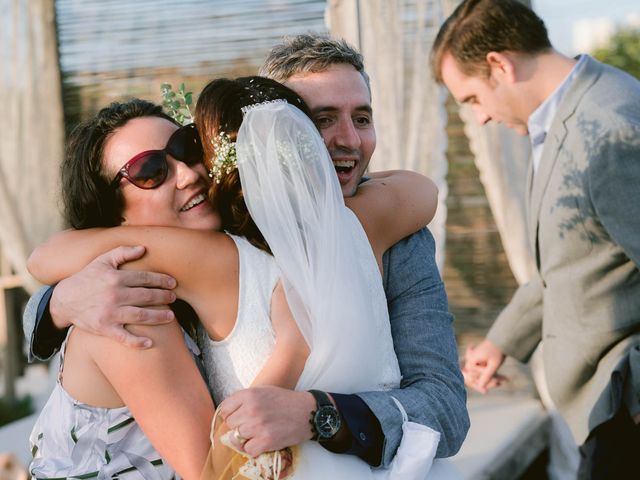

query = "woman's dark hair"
[[62, 99, 177, 229], [195, 76, 311, 253]]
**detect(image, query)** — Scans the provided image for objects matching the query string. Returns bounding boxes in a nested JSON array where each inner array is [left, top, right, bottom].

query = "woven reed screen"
[[55, 0, 327, 127]]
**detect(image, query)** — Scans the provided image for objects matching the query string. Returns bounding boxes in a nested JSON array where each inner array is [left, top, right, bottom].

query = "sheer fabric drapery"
[[236, 101, 412, 479], [0, 0, 64, 292], [327, 0, 536, 280], [236, 101, 401, 394], [457, 109, 535, 284], [326, 0, 449, 268]]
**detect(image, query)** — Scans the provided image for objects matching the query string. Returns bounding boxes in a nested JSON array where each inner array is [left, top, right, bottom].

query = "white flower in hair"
[[209, 132, 237, 184]]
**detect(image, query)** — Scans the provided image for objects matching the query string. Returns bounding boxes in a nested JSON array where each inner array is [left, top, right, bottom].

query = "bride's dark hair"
[[195, 76, 312, 253]]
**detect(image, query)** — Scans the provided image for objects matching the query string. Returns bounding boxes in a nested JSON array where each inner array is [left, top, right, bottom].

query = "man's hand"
[[462, 339, 507, 394], [49, 245, 177, 348], [218, 386, 316, 457]]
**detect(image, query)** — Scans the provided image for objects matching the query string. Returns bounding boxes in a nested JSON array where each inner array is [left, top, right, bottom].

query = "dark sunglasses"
[[110, 123, 204, 190]]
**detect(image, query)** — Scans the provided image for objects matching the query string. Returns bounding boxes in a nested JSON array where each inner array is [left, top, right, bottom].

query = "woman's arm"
[[251, 282, 309, 389], [27, 227, 237, 305], [68, 322, 214, 480], [345, 170, 438, 259]]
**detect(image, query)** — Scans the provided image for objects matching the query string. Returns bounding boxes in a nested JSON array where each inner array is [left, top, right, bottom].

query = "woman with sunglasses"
[[28, 79, 439, 480]]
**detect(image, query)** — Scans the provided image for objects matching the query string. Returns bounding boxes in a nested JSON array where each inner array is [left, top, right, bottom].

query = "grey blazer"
[[488, 56, 640, 445], [23, 227, 469, 464]]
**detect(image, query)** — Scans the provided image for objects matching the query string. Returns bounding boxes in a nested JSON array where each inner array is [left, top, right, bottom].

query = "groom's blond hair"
[[260, 33, 370, 90]]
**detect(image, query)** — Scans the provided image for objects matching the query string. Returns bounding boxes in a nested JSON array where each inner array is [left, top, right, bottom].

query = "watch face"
[[314, 405, 341, 439]]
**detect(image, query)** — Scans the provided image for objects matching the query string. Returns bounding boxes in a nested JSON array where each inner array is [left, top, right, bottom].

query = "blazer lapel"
[[528, 124, 567, 256], [527, 56, 603, 262], [525, 157, 534, 232]]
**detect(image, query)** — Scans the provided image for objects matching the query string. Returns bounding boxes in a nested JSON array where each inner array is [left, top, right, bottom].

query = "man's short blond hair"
[[260, 33, 370, 89]]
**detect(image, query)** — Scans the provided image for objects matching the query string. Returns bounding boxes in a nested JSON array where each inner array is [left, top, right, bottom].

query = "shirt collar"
[[527, 54, 587, 171]]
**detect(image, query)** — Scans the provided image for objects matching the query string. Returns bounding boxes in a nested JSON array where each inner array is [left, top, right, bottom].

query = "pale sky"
[[533, 0, 640, 55]]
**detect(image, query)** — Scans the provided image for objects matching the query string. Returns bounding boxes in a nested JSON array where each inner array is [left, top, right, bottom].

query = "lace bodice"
[[198, 226, 400, 405], [197, 234, 280, 404]]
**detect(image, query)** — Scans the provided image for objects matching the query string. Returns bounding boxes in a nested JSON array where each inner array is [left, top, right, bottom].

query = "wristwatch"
[[308, 389, 342, 441]]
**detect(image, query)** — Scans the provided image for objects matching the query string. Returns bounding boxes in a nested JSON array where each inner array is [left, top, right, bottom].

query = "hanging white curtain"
[[434, 0, 535, 286], [326, 0, 449, 269], [457, 110, 536, 284], [0, 0, 64, 292]]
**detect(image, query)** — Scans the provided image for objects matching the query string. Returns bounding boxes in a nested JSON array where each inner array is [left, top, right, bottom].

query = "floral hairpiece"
[[208, 100, 290, 184], [209, 132, 238, 184]]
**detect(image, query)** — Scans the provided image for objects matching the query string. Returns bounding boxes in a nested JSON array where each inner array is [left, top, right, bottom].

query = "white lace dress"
[[198, 234, 401, 480], [28, 329, 200, 480], [197, 234, 280, 405]]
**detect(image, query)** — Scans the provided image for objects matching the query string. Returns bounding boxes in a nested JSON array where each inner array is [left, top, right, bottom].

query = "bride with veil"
[[197, 79, 441, 479]]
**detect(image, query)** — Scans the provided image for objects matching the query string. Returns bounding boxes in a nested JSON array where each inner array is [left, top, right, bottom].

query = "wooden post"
[[1, 248, 23, 403], [0, 250, 7, 347]]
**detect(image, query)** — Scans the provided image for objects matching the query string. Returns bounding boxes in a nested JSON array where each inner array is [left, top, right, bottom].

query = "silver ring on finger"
[[233, 427, 247, 445]]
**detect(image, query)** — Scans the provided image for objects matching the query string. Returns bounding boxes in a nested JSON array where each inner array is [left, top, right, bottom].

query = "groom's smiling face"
[[284, 63, 376, 198]]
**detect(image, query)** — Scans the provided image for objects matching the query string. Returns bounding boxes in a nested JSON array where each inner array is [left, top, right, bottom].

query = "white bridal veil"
[[236, 100, 444, 479], [236, 100, 399, 394]]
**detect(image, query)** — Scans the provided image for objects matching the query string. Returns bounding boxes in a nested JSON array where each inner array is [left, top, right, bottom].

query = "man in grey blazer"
[[24, 34, 468, 468], [431, 0, 640, 477]]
